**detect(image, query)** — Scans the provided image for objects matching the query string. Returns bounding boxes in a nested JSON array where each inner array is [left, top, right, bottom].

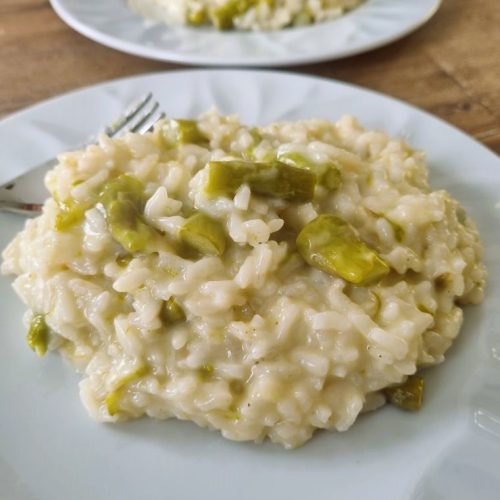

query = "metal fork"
[[0, 93, 165, 216]]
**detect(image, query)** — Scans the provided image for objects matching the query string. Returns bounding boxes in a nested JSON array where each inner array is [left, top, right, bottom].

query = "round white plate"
[[49, 0, 441, 66], [1, 70, 499, 500]]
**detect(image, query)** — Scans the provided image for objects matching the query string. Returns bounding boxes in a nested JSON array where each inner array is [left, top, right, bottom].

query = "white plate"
[[1, 70, 499, 500], [49, 0, 441, 66]]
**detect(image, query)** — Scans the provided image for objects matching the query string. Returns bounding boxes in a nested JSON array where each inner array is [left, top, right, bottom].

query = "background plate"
[[49, 0, 441, 66], [1, 70, 499, 500]]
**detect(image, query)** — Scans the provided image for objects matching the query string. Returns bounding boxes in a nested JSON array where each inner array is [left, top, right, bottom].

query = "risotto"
[[128, 0, 365, 31], [1, 110, 486, 448]]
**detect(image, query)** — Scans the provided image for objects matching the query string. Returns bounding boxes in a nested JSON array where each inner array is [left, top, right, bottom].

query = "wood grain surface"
[[0, 0, 499, 153]]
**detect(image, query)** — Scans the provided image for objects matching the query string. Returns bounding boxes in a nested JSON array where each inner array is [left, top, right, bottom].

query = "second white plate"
[[49, 0, 441, 66]]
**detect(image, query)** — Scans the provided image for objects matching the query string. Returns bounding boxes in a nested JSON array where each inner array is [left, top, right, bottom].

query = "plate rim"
[[2, 66, 495, 164], [48, 0, 443, 67]]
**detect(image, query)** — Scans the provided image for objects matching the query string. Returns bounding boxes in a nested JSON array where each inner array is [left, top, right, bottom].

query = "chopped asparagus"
[[55, 199, 86, 231], [186, 5, 207, 26], [179, 212, 227, 256], [277, 151, 342, 190], [206, 159, 316, 202], [27, 314, 49, 357], [210, 0, 275, 29], [116, 254, 133, 267], [104, 391, 122, 417], [456, 206, 467, 224], [105, 365, 149, 416], [99, 174, 145, 209], [99, 175, 156, 253], [384, 375, 424, 411], [211, 0, 256, 30], [296, 214, 390, 285], [106, 199, 154, 253], [162, 119, 208, 146], [198, 364, 214, 381], [161, 297, 186, 324]]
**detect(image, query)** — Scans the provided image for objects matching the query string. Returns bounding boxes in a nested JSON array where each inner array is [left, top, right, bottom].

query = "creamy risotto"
[[2, 110, 486, 448], [128, 0, 364, 31]]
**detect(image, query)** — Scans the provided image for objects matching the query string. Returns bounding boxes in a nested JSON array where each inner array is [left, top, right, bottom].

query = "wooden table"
[[1, 0, 499, 153]]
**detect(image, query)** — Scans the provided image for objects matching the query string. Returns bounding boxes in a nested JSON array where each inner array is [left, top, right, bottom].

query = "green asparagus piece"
[[27, 314, 49, 357], [210, 0, 274, 30], [162, 119, 208, 146], [186, 5, 207, 26], [296, 214, 390, 285], [384, 375, 424, 411], [105, 365, 149, 416], [116, 254, 133, 267], [206, 159, 316, 202], [99, 175, 156, 253], [161, 297, 186, 324], [105, 391, 122, 417], [55, 199, 86, 231], [456, 206, 467, 224], [99, 174, 145, 209], [179, 212, 227, 256], [211, 0, 255, 30], [106, 199, 154, 253], [277, 151, 342, 190], [198, 364, 214, 381]]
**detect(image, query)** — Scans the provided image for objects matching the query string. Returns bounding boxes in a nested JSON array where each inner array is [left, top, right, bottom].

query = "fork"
[[0, 93, 165, 216]]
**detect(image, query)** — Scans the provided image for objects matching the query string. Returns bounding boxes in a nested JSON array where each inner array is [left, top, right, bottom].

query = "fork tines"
[[102, 93, 165, 139]]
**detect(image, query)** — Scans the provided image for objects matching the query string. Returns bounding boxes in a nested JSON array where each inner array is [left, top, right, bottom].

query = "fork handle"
[[0, 156, 58, 214], [0, 200, 43, 216]]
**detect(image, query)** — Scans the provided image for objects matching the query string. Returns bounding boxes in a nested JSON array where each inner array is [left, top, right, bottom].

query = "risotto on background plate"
[[1, 109, 486, 448], [127, 0, 365, 31]]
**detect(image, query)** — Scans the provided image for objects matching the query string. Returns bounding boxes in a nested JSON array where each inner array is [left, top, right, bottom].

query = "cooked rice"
[[1, 109, 486, 448]]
